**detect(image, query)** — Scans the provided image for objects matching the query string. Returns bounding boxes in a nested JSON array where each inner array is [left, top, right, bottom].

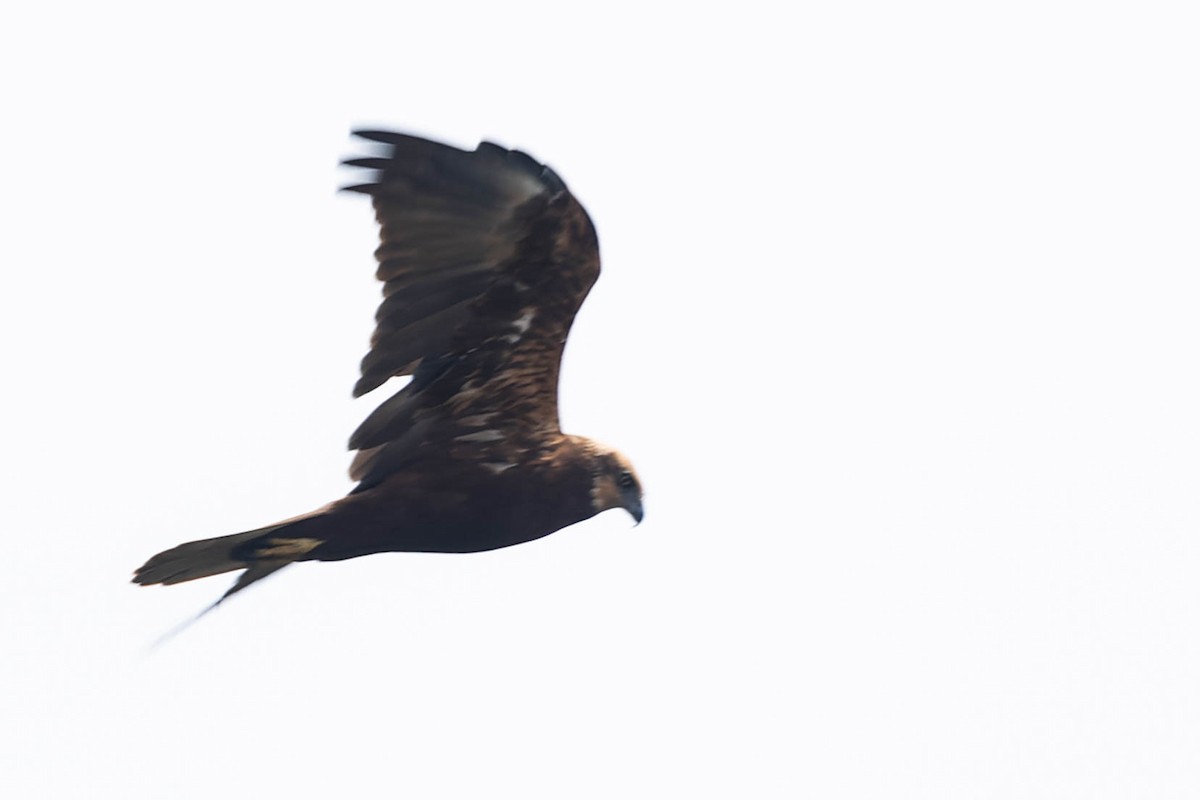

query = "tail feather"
[[134, 510, 330, 629], [133, 527, 279, 587]]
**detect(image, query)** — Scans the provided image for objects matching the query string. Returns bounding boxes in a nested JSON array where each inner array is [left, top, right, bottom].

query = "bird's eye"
[[617, 471, 636, 489]]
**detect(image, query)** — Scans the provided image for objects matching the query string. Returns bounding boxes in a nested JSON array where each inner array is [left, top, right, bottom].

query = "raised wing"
[[340, 131, 600, 489]]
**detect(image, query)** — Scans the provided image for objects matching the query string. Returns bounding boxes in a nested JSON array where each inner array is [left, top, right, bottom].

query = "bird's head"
[[578, 439, 644, 525]]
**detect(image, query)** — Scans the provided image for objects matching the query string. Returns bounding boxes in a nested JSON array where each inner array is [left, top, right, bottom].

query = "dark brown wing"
[[340, 131, 600, 490]]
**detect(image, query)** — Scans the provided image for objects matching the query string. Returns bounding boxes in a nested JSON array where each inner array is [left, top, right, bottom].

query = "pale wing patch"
[[482, 462, 516, 475], [512, 309, 535, 334], [256, 537, 323, 558], [455, 430, 506, 443], [503, 308, 536, 344]]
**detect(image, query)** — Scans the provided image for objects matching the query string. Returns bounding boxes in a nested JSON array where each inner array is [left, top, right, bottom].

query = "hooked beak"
[[627, 498, 644, 527]]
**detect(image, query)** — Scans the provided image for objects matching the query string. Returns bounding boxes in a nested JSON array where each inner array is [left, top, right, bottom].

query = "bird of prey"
[[133, 130, 643, 610]]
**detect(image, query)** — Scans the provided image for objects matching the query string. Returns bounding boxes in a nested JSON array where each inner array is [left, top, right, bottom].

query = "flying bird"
[[133, 130, 643, 609]]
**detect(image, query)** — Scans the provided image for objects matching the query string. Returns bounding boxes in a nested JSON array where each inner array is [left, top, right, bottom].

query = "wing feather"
[[341, 131, 600, 488]]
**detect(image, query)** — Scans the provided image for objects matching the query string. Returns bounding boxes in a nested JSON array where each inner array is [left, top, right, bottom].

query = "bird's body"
[[134, 131, 642, 608]]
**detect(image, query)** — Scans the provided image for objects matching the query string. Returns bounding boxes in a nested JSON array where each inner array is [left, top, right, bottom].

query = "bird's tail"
[[132, 517, 316, 615], [133, 526, 279, 587]]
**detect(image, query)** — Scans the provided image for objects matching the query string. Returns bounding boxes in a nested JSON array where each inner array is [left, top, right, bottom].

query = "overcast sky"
[[3, 1, 1199, 798]]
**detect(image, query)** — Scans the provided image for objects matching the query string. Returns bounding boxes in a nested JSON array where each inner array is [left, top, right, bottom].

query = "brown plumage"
[[133, 130, 643, 610]]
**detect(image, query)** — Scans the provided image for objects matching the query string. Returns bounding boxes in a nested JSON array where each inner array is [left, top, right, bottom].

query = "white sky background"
[[2, 1, 1199, 797]]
